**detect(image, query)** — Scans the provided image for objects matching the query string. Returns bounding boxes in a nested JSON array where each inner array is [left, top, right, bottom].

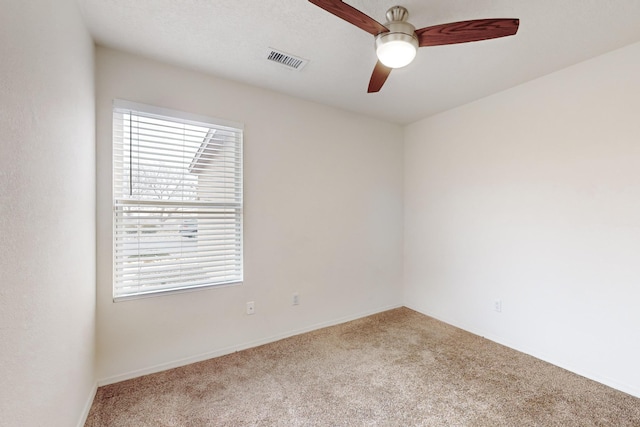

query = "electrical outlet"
[[246, 301, 255, 315], [292, 293, 300, 305], [494, 299, 502, 313]]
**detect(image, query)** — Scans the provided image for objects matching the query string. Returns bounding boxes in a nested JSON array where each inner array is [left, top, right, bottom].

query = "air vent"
[[266, 48, 309, 71]]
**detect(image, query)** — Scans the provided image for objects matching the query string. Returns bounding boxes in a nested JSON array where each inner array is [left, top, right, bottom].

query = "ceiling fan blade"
[[308, 0, 389, 36], [416, 18, 519, 47], [368, 61, 392, 93]]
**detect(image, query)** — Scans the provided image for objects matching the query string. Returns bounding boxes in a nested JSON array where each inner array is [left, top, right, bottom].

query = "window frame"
[[112, 100, 244, 301]]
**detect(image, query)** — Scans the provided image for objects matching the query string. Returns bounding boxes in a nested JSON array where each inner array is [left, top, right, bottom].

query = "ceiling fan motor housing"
[[375, 6, 418, 68]]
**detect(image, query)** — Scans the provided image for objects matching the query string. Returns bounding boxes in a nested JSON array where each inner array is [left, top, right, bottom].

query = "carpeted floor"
[[86, 307, 640, 426]]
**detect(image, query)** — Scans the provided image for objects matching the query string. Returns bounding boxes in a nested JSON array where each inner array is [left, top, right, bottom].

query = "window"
[[112, 100, 243, 300]]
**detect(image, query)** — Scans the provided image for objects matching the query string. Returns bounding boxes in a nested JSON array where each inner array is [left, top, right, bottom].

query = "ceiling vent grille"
[[266, 48, 309, 71]]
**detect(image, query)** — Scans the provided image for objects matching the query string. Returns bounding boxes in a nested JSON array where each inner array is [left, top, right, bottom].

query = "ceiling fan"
[[308, 0, 519, 93]]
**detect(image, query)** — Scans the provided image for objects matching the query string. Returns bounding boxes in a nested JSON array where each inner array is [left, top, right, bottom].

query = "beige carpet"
[[86, 308, 640, 426]]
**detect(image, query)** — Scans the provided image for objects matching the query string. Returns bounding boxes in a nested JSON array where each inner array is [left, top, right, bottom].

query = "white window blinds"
[[113, 100, 243, 300]]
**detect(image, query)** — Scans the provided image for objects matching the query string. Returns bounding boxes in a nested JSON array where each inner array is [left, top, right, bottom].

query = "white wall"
[[404, 41, 640, 397], [0, 1, 96, 426], [95, 47, 404, 383]]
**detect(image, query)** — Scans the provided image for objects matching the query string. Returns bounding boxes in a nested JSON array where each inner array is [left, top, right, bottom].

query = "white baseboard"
[[77, 381, 98, 427], [97, 303, 402, 386], [404, 303, 640, 399]]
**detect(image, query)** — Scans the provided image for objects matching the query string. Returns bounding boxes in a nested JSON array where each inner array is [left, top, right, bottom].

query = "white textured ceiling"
[[78, 0, 640, 124]]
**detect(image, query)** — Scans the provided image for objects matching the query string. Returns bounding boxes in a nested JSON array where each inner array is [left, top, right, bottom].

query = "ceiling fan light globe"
[[375, 30, 419, 69], [376, 40, 417, 68]]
